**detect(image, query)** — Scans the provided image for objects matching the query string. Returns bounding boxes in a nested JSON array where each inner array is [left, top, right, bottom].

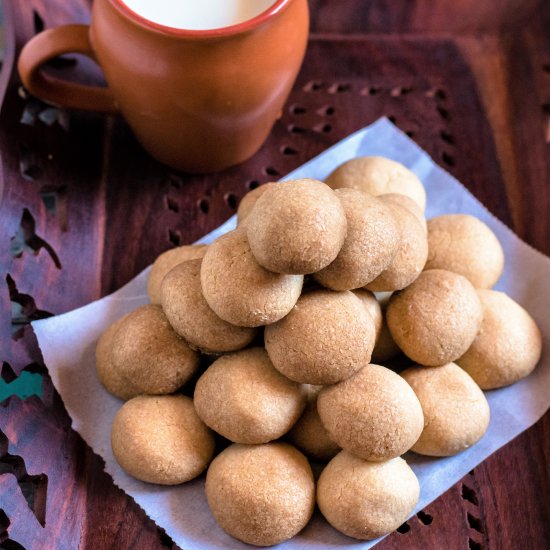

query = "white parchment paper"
[[32, 118, 550, 549]]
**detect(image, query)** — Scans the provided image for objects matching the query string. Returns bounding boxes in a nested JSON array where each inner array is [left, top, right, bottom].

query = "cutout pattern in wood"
[[393, 504, 436, 543], [0, 509, 26, 550], [10, 208, 62, 268], [167, 229, 182, 247], [461, 470, 486, 549], [6, 274, 54, 339], [32, 10, 44, 34], [396, 521, 411, 534], [157, 526, 176, 549], [416, 510, 434, 525], [18, 141, 43, 181], [543, 62, 550, 144], [0, 429, 48, 527]]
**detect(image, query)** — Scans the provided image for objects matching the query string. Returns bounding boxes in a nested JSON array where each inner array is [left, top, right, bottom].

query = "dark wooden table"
[[1, 0, 549, 548]]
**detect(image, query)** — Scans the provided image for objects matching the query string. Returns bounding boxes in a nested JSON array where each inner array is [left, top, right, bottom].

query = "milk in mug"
[[121, 0, 278, 30]]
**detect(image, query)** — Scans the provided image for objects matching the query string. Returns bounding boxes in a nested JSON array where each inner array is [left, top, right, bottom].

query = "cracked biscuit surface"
[[111, 395, 215, 485], [200, 228, 303, 327], [325, 156, 426, 211], [246, 178, 347, 274], [265, 289, 375, 384], [402, 363, 490, 456], [104, 305, 199, 398], [194, 348, 306, 444], [317, 451, 420, 540], [314, 188, 400, 291], [387, 269, 482, 366], [161, 258, 257, 353], [457, 290, 542, 389], [205, 443, 315, 546], [425, 214, 504, 288], [317, 364, 424, 461]]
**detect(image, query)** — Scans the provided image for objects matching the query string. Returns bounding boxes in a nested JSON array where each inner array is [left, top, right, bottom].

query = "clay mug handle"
[[18, 24, 118, 113]]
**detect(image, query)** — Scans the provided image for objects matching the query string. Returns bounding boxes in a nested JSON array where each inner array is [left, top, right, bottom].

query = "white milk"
[[121, 0, 278, 30]]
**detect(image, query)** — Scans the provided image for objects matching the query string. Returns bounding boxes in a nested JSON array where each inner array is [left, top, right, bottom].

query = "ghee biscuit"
[[457, 290, 542, 389], [325, 156, 426, 211], [380, 193, 427, 233], [402, 363, 490, 456], [425, 214, 504, 288], [147, 244, 207, 304], [194, 348, 306, 444], [265, 290, 375, 384], [111, 395, 215, 484], [110, 304, 199, 396], [314, 188, 400, 290], [365, 201, 428, 292], [237, 182, 277, 225], [205, 443, 315, 546], [387, 269, 482, 366], [95, 314, 138, 400], [161, 259, 257, 353], [246, 178, 347, 274], [317, 451, 420, 540], [287, 385, 340, 462], [353, 289, 401, 362], [317, 364, 424, 461], [200, 229, 303, 327]]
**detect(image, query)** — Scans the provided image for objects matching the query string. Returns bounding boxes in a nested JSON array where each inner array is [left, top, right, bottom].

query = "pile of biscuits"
[[96, 156, 542, 546]]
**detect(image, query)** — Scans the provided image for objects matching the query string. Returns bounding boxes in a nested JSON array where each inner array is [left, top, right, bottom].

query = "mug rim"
[[110, 0, 291, 37]]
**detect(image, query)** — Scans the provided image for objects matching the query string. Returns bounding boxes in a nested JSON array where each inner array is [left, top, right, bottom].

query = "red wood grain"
[[0, 1, 549, 549]]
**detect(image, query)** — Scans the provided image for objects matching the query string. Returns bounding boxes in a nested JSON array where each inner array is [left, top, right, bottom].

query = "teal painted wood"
[[0, 371, 41, 401]]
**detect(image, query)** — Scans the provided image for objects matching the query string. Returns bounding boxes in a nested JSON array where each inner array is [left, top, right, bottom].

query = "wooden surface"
[[1, 0, 549, 548]]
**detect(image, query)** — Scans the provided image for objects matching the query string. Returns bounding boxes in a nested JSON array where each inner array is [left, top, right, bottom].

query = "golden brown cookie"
[[111, 395, 215, 484], [380, 193, 427, 233], [200, 229, 303, 327], [246, 178, 347, 274], [194, 348, 306, 444], [457, 290, 542, 389], [317, 451, 420, 540], [265, 289, 375, 384], [107, 305, 199, 397], [353, 289, 382, 334], [317, 364, 424, 461], [365, 201, 428, 292], [425, 214, 504, 288], [353, 289, 401, 362], [237, 182, 277, 225], [161, 259, 257, 353], [95, 314, 138, 400], [387, 269, 483, 366], [205, 443, 315, 546], [313, 188, 400, 290], [402, 363, 490, 456], [147, 244, 207, 304], [373, 319, 402, 363], [287, 385, 340, 462], [325, 156, 426, 211]]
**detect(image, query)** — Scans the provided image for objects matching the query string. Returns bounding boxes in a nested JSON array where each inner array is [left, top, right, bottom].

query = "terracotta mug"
[[18, 0, 309, 173]]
